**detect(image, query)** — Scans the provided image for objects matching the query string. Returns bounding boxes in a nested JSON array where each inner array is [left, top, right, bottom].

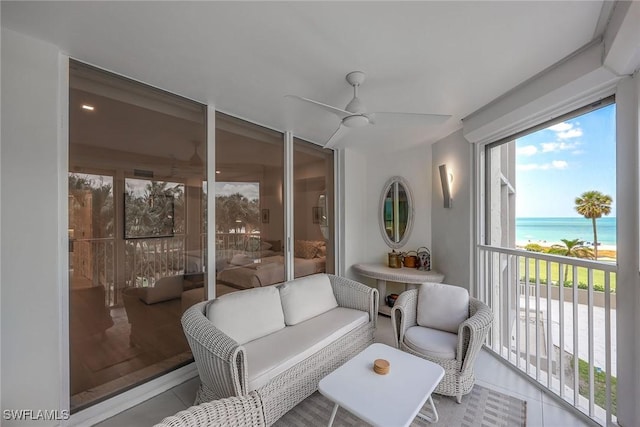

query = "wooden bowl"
[[373, 358, 390, 375]]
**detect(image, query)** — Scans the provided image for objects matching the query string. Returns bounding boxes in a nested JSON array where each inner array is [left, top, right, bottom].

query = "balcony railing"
[[125, 235, 186, 288], [478, 245, 616, 426]]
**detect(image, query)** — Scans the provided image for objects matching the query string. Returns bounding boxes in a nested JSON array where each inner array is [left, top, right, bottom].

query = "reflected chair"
[[391, 283, 493, 403]]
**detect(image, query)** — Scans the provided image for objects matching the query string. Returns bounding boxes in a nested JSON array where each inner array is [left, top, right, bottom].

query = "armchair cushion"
[[417, 283, 469, 333], [140, 275, 184, 304], [207, 287, 285, 345], [279, 274, 337, 325], [404, 326, 458, 359]]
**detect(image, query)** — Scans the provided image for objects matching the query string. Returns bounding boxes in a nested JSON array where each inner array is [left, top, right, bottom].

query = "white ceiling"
[[2, 1, 607, 150]]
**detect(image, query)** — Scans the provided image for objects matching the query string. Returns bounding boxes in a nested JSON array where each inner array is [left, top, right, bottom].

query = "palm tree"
[[574, 191, 613, 260], [548, 238, 594, 281]]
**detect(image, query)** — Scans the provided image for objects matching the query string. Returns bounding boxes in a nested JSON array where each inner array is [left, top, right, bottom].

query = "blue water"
[[516, 217, 616, 245]]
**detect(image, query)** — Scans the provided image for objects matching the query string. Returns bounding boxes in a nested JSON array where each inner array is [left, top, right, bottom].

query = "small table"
[[353, 263, 445, 315], [318, 343, 445, 427]]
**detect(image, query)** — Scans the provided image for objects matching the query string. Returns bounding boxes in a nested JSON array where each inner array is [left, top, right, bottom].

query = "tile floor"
[[97, 315, 597, 427]]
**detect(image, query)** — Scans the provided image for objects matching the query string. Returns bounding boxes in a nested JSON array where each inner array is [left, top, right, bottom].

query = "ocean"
[[516, 217, 616, 246]]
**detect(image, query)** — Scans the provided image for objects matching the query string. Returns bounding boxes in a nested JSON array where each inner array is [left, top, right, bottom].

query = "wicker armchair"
[[153, 391, 265, 427], [391, 284, 493, 403]]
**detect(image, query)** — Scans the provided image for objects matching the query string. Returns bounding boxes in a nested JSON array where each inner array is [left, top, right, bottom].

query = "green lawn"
[[518, 258, 616, 293], [574, 358, 617, 415]]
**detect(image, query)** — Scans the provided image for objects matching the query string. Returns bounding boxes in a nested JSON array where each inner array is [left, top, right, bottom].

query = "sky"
[[215, 182, 260, 200], [515, 103, 616, 218]]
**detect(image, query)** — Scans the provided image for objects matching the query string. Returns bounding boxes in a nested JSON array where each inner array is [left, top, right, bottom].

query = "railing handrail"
[[478, 244, 617, 273]]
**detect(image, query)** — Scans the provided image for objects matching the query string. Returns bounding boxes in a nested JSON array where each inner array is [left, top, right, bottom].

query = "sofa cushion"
[[404, 326, 458, 360], [417, 282, 469, 333], [140, 275, 183, 304], [243, 307, 368, 391], [206, 287, 285, 345], [278, 274, 338, 325]]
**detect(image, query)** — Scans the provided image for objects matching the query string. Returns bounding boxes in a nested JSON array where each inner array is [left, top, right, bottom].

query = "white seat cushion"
[[278, 274, 338, 325], [404, 326, 458, 360], [417, 282, 469, 333], [206, 287, 285, 345], [243, 307, 368, 391]]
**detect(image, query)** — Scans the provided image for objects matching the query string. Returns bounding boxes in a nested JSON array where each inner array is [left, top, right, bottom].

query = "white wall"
[[342, 143, 433, 295], [430, 129, 473, 289], [1, 29, 64, 425]]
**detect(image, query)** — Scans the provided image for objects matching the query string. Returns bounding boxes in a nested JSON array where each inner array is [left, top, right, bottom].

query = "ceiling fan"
[[287, 71, 451, 148]]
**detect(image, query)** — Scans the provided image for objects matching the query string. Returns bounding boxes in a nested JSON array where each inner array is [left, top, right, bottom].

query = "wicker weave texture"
[[182, 274, 377, 425], [391, 288, 493, 403], [153, 391, 265, 427]]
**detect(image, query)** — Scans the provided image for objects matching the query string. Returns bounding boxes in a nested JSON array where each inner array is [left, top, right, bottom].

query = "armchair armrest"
[[390, 289, 418, 348], [457, 297, 493, 374], [182, 301, 248, 398], [328, 274, 379, 326], [153, 391, 265, 427]]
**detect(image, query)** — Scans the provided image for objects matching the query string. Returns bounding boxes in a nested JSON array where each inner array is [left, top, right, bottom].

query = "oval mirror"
[[379, 176, 414, 249]]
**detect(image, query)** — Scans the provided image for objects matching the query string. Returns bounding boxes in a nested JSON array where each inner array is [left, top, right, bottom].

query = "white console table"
[[353, 263, 445, 316]]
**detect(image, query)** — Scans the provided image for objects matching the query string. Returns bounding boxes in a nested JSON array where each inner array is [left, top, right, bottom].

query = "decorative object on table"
[[385, 293, 399, 307], [387, 249, 402, 268], [402, 250, 418, 268], [373, 358, 390, 375], [416, 246, 431, 271]]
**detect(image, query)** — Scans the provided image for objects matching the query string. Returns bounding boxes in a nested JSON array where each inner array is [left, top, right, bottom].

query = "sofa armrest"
[[390, 289, 418, 348], [153, 391, 265, 427], [457, 297, 493, 374], [182, 301, 248, 399], [327, 274, 378, 327]]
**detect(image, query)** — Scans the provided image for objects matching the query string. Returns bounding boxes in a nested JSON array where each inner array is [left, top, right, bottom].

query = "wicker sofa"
[[154, 391, 265, 427], [182, 273, 378, 426]]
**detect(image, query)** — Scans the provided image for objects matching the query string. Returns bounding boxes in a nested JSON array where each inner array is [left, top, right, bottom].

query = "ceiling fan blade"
[[367, 112, 451, 127], [286, 95, 350, 120], [324, 124, 350, 149]]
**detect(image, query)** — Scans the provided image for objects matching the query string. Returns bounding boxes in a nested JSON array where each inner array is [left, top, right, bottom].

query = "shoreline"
[[516, 240, 617, 259]]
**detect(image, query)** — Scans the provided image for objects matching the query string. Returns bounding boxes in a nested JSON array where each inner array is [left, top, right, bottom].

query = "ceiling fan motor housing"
[[342, 115, 369, 128]]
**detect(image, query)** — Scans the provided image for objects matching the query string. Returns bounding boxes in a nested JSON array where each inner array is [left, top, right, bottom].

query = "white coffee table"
[[318, 343, 445, 426]]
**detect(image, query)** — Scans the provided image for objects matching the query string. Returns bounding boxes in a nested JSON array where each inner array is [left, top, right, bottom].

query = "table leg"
[[327, 403, 339, 427], [416, 395, 439, 423], [376, 279, 387, 301]]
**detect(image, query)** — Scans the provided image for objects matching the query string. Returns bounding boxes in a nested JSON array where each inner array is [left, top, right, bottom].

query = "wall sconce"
[[439, 164, 453, 208]]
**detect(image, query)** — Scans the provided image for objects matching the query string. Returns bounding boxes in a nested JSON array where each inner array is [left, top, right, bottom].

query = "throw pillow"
[[417, 282, 469, 334], [206, 287, 285, 345], [278, 274, 338, 325], [230, 253, 253, 266], [294, 240, 319, 259], [140, 275, 183, 304]]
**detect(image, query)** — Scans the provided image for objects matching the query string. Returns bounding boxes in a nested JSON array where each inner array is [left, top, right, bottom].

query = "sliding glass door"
[[68, 60, 207, 411]]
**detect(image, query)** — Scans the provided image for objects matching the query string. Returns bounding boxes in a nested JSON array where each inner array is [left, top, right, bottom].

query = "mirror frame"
[[378, 176, 414, 249]]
